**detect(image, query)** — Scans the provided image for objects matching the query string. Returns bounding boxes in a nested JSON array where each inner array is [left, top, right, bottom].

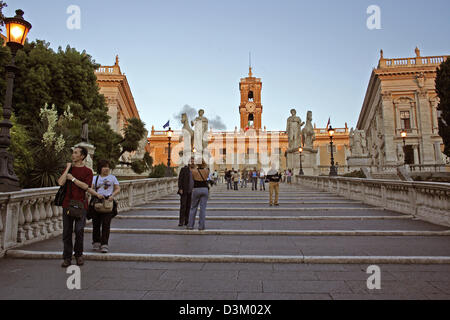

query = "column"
[[381, 92, 397, 165], [434, 142, 444, 165], [416, 91, 435, 164], [413, 145, 419, 165]]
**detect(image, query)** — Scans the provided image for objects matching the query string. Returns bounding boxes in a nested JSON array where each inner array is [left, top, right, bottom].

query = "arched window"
[[248, 113, 254, 127], [248, 91, 254, 102]]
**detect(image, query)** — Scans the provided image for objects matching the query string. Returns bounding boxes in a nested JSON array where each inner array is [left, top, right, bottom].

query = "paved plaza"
[[1, 183, 450, 300]]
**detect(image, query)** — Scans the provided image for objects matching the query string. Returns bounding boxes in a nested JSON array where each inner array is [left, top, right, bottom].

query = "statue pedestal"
[[299, 148, 319, 176], [288, 148, 318, 176], [347, 155, 372, 171], [74, 142, 95, 170]]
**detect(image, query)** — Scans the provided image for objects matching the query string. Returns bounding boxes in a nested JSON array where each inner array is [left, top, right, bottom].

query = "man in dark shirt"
[[178, 158, 195, 227], [58, 146, 99, 268], [225, 169, 232, 190], [266, 164, 282, 206]]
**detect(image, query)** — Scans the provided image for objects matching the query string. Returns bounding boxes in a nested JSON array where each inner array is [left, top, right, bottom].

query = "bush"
[[343, 170, 366, 178], [149, 164, 176, 178]]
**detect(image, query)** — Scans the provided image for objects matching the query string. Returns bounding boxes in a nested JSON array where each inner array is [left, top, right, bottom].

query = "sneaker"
[[186, 227, 194, 230], [75, 256, 84, 266], [92, 242, 101, 251], [269, 203, 273, 206], [100, 245, 109, 253], [61, 259, 71, 268], [275, 203, 279, 206]]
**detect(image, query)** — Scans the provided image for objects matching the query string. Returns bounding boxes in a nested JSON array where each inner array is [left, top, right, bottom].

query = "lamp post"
[[0, 10, 32, 192], [328, 126, 337, 176], [401, 129, 407, 165], [166, 127, 173, 177], [298, 147, 304, 176]]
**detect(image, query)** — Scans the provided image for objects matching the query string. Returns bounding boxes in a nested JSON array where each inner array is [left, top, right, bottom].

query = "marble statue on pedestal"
[[286, 109, 304, 152], [302, 111, 315, 149], [191, 109, 209, 152]]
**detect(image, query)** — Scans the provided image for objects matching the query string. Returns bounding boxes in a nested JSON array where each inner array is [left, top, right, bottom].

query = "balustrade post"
[[17, 201, 26, 243], [3, 201, 20, 249], [128, 184, 134, 209], [409, 186, 418, 217]]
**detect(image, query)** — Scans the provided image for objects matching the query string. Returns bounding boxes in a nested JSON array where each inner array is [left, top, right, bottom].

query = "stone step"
[[125, 208, 397, 217], [7, 250, 450, 264], [13, 232, 450, 257], [116, 215, 414, 221], [109, 217, 445, 231], [84, 227, 450, 237], [131, 206, 385, 212], [148, 201, 362, 205]]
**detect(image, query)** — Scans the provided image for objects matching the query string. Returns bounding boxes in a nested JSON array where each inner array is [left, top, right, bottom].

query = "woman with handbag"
[[186, 161, 210, 231], [90, 159, 120, 253]]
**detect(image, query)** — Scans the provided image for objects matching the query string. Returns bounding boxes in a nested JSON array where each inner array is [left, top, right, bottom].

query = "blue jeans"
[[188, 187, 209, 230], [259, 178, 265, 190]]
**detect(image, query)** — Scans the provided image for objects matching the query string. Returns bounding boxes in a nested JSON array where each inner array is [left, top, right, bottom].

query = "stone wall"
[[295, 175, 450, 227], [0, 178, 177, 257]]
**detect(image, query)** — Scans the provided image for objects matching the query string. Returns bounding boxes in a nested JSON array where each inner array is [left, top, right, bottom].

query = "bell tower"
[[239, 65, 262, 130]]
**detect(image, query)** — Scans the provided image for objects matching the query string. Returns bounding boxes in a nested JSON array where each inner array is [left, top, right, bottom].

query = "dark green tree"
[[0, 37, 149, 186], [436, 58, 450, 157], [149, 164, 176, 178], [0, 1, 7, 31]]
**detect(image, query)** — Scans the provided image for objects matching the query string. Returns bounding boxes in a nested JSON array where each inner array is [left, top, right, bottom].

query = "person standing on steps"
[[187, 161, 210, 231], [58, 146, 101, 268], [259, 168, 266, 191], [233, 170, 240, 190], [178, 158, 195, 227], [91, 159, 120, 254], [267, 163, 282, 206], [225, 169, 232, 190], [251, 168, 258, 191], [287, 169, 293, 184]]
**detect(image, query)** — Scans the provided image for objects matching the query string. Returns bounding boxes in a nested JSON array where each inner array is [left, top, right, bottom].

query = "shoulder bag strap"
[[197, 168, 207, 182], [94, 175, 99, 191]]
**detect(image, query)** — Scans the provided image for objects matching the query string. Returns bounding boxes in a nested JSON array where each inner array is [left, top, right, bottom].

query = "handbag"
[[94, 199, 114, 213], [67, 199, 85, 219], [91, 175, 114, 214], [66, 176, 86, 219], [54, 168, 72, 206]]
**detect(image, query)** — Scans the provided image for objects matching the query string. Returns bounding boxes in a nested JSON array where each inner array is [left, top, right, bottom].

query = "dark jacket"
[[266, 170, 282, 183], [178, 166, 193, 194]]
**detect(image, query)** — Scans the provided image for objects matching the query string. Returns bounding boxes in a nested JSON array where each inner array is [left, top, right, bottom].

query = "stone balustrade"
[[295, 175, 450, 227], [0, 178, 177, 256], [380, 55, 449, 68]]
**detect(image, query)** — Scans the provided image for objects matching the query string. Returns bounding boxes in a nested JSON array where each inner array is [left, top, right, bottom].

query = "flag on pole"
[[163, 120, 170, 129], [326, 118, 330, 129]]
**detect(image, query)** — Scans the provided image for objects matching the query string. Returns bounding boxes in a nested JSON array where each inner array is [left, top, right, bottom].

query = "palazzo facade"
[[357, 48, 449, 168], [147, 67, 350, 175]]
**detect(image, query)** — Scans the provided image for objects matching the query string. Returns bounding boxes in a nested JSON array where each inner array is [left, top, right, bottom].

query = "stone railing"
[[409, 164, 450, 173], [295, 175, 450, 227], [0, 178, 177, 256], [380, 55, 449, 68]]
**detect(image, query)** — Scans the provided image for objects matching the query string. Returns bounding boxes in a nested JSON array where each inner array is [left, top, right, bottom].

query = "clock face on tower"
[[245, 102, 256, 113]]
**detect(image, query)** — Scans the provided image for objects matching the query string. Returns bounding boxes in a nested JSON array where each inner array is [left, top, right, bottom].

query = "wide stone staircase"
[[6, 182, 450, 263]]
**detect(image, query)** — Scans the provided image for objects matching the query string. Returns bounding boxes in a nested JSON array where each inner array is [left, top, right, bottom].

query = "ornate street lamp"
[[328, 126, 337, 176], [0, 10, 32, 192], [401, 129, 407, 165], [298, 147, 304, 176], [166, 127, 173, 177]]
